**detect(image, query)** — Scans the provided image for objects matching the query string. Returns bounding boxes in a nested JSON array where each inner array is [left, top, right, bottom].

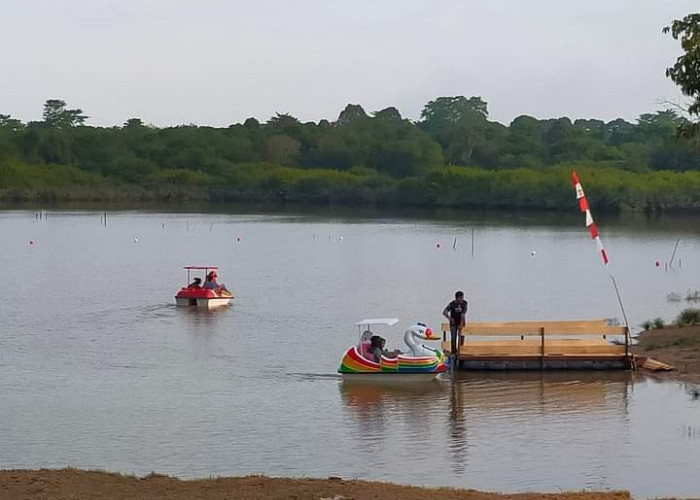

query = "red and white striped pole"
[[571, 171, 631, 349], [572, 171, 610, 266]]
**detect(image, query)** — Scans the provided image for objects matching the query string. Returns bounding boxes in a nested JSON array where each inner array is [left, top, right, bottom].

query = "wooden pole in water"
[[540, 327, 545, 371], [669, 237, 681, 268], [609, 275, 631, 352], [471, 228, 474, 257]]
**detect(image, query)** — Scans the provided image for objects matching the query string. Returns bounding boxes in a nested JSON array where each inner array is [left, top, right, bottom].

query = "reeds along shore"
[[3, 157, 700, 211]]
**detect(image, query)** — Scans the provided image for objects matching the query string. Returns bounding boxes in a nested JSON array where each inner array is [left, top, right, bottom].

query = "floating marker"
[[436, 243, 441, 248], [655, 260, 660, 267], [531, 251, 536, 257], [134, 238, 139, 243], [29, 240, 35, 245]]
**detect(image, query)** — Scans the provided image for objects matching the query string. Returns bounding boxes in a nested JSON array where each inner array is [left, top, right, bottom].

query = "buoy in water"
[[655, 260, 660, 267], [134, 238, 139, 243], [531, 250, 536, 257], [436, 243, 441, 248]]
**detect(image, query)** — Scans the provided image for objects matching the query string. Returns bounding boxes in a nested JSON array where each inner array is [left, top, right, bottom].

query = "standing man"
[[443, 290, 468, 360]]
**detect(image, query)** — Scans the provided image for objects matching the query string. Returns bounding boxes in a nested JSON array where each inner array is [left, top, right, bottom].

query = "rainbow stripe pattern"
[[338, 347, 447, 374]]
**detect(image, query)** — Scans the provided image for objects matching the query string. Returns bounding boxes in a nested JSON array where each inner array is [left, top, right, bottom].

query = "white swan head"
[[403, 322, 438, 357]]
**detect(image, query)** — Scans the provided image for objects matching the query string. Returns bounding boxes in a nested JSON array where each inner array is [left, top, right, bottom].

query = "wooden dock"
[[441, 319, 630, 370]]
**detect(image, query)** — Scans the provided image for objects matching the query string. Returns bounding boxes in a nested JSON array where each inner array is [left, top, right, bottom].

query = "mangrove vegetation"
[[1, 96, 699, 210]]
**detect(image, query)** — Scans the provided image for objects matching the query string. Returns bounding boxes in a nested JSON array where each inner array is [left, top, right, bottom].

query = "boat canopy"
[[356, 318, 399, 327], [184, 266, 218, 270]]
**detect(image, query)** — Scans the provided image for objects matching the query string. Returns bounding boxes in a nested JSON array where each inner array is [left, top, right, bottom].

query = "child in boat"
[[359, 330, 374, 360], [370, 335, 400, 363], [187, 277, 202, 289]]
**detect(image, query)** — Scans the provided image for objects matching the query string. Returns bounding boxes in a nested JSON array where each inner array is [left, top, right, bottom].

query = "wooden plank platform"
[[441, 320, 627, 336], [440, 319, 630, 370]]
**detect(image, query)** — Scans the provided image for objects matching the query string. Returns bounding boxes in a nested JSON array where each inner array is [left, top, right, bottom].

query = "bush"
[[653, 317, 666, 329], [675, 308, 700, 326]]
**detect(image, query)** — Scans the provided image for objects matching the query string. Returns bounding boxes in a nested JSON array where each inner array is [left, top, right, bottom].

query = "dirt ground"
[[632, 325, 700, 384], [0, 469, 639, 500]]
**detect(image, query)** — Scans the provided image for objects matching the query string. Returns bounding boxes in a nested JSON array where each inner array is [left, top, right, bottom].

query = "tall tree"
[[337, 104, 368, 126], [420, 96, 489, 165], [373, 107, 402, 121], [42, 99, 87, 128], [0, 114, 24, 130], [664, 13, 700, 140]]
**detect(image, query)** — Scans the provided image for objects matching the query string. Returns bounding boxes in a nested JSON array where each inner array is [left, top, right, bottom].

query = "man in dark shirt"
[[443, 290, 468, 360]]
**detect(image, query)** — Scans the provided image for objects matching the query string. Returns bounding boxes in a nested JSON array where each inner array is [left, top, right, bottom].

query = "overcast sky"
[[0, 0, 696, 127]]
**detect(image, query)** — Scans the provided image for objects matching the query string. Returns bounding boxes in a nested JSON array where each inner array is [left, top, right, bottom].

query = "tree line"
[[1, 97, 699, 210]]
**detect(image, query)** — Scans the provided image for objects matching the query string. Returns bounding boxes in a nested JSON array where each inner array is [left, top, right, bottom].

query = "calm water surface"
[[0, 208, 699, 498]]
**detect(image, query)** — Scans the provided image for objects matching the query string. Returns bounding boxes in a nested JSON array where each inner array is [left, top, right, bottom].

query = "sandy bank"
[[0, 469, 636, 500], [632, 325, 700, 384]]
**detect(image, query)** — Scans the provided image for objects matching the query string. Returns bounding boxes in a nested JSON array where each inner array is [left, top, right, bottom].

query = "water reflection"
[[448, 378, 467, 474], [339, 381, 447, 451], [453, 371, 632, 414], [180, 305, 229, 332], [340, 371, 634, 477]]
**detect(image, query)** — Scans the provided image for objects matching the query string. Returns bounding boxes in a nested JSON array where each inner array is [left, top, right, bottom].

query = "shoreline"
[[0, 469, 633, 500], [632, 325, 700, 384]]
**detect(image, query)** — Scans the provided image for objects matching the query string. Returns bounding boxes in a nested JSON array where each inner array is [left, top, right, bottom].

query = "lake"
[[0, 206, 698, 498]]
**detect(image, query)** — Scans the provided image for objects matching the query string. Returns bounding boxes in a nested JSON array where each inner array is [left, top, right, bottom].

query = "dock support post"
[[540, 327, 545, 371]]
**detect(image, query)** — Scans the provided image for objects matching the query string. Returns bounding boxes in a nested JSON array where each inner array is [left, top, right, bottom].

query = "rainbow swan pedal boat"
[[338, 318, 448, 382]]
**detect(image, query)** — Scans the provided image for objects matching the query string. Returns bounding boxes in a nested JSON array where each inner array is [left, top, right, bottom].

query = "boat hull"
[[175, 296, 232, 308], [341, 372, 443, 383], [337, 346, 447, 381]]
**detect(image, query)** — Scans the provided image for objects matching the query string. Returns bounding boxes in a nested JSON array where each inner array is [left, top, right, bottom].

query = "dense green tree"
[[337, 104, 369, 126], [420, 96, 490, 165], [0, 114, 24, 131], [265, 134, 300, 165], [2, 97, 700, 208], [42, 99, 87, 128], [124, 118, 144, 128], [664, 13, 700, 141], [267, 113, 300, 129], [664, 13, 700, 116], [373, 107, 402, 121]]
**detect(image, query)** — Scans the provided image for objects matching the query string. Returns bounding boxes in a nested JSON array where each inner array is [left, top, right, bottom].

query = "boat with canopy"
[[174, 266, 234, 308], [338, 318, 448, 382]]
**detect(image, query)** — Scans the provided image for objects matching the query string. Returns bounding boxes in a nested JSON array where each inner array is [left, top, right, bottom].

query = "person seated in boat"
[[359, 329, 374, 360], [370, 335, 400, 363], [187, 277, 202, 289], [204, 270, 231, 296], [203, 271, 220, 291]]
